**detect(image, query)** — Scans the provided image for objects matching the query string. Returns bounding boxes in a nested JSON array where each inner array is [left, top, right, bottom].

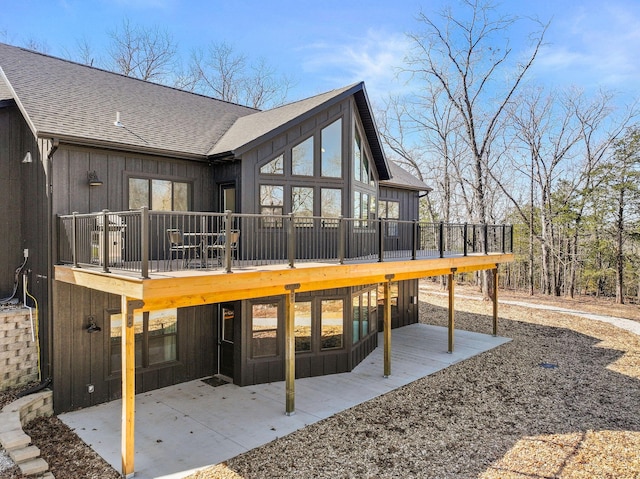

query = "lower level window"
[[110, 309, 177, 374], [321, 299, 344, 350], [252, 303, 279, 357]]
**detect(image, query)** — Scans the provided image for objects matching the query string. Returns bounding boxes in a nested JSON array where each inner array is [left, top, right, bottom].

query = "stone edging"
[[0, 389, 55, 478]]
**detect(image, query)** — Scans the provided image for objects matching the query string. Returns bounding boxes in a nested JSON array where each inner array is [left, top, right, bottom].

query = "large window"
[[252, 303, 279, 358], [321, 299, 344, 350], [129, 178, 191, 211], [379, 200, 400, 236], [110, 309, 177, 374], [292, 186, 314, 227], [294, 301, 313, 353], [321, 119, 342, 177], [260, 184, 284, 227], [321, 188, 342, 227], [292, 137, 314, 176], [260, 154, 284, 175], [352, 288, 376, 343]]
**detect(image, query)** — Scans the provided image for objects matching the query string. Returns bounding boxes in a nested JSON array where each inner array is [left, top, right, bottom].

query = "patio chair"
[[166, 229, 199, 270], [205, 230, 240, 267]]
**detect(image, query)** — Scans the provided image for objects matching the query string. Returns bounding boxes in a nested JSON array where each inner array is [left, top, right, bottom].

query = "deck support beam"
[[492, 266, 498, 336], [121, 296, 142, 478], [383, 274, 394, 378], [448, 269, 456, 353], [284, 283, 299, 415]]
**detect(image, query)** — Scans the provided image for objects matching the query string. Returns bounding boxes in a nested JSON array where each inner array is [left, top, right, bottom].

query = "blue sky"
[[1, 0, 639, 106]]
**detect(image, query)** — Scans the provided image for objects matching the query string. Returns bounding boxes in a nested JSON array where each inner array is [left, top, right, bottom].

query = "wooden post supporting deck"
[[448, 269, 456, 353], [383, 274, 394, 377], [121, 296, 142, 478], [284, 284, 298, 415], [492, 267, 498, 336]]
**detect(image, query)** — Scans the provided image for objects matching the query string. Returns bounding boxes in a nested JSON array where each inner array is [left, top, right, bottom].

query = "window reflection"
[[252, 303, 278, 357], [321, 119, 342, 177], [292, 136, 314, 176], [321, 299, 343, 350], [294, 301, 312, 352], [260, 154, 284, 175]]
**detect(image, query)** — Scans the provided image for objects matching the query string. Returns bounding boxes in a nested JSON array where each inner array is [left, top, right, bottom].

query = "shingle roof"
[[0, 42, 257, 159], [0, 43, 389, 178], [382, 161, 432, 192]]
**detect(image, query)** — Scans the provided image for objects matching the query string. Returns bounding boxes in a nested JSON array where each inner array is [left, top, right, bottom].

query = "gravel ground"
[[1, 282, 639, 479]]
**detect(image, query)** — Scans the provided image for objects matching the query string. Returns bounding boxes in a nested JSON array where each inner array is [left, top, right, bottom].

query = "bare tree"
[[188, 41, 293, 109], [107, 18, 177, 83], [404, 0, 547, 299]]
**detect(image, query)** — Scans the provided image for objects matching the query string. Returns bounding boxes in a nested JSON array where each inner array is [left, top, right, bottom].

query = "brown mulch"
[[1, 282, 639, 478]]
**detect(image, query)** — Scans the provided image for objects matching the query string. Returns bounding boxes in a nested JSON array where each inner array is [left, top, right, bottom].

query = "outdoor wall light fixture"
[[87, 170, 103, 186], [86, 316, 102, 333], [22, 151, 32, 163]]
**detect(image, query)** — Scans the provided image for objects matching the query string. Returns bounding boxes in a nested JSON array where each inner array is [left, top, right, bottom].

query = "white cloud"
[[533, 1, 640, 95], [298, 29, 413, 102]]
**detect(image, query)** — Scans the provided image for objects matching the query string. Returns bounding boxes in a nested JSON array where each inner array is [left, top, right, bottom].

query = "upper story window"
[[129, 178, 191, 211], [260, 184, 284, 227], [379, 200, 400, 236], [292, 137, 314, 176], [353, 128, 376, 187], [321, 118, 342, 178], [260, 154, 284, 175]]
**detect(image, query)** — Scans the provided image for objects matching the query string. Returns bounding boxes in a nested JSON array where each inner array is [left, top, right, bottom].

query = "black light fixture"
[[87, 170, 103, 186], [86, 316, 102, 333]]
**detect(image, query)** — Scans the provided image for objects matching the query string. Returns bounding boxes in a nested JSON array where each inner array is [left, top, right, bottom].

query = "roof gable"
[[211, 82, 390, 179]]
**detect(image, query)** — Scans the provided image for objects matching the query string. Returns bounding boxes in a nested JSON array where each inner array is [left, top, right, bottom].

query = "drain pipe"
[[45, 138, 59, 381]]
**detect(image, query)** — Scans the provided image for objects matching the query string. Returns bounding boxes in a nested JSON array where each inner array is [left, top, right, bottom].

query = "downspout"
[[45, 138, 59, 381]]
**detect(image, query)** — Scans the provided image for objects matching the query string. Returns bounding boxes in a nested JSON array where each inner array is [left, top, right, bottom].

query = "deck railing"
[[57, 209, 513, 278]]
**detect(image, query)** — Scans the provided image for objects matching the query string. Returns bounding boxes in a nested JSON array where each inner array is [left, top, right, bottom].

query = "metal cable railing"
[[58, 208, 513, 278]]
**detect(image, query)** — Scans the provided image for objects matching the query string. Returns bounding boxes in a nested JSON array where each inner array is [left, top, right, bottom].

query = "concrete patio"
[[59, 324, 510, 479]]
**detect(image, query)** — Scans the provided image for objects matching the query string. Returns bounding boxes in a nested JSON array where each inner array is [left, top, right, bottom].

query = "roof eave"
[[37, 132, 209, 161]]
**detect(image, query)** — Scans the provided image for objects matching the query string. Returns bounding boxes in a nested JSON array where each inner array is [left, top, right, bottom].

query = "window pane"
[[362, 292, 369, 336], [321, 119, 342, 177], [152, 179, 172, 211], [252, 303, 278, 357], [362, 152, 370, 184], [362, 193, 369, 220], [260, 185, 284, 206], [148, 309, 177, 365], [110, 312, 143, 373], [129, 178, 149, 210], [321, 299, 343, 350], [387, 201, 400, 219], [173, 182, 190, 211], [295, 301, 312, 352], [321, 188, 341, 227], [353, 191, 361, 221], [354, 131, 361, 181], [352, 296, 360, 344], [292, 187, 314, 217], [292, 136, 314, 176], [260, 154, 284, 175]]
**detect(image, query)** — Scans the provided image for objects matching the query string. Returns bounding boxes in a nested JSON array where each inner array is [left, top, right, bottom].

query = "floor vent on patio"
[[201, 376, 229, 387]]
